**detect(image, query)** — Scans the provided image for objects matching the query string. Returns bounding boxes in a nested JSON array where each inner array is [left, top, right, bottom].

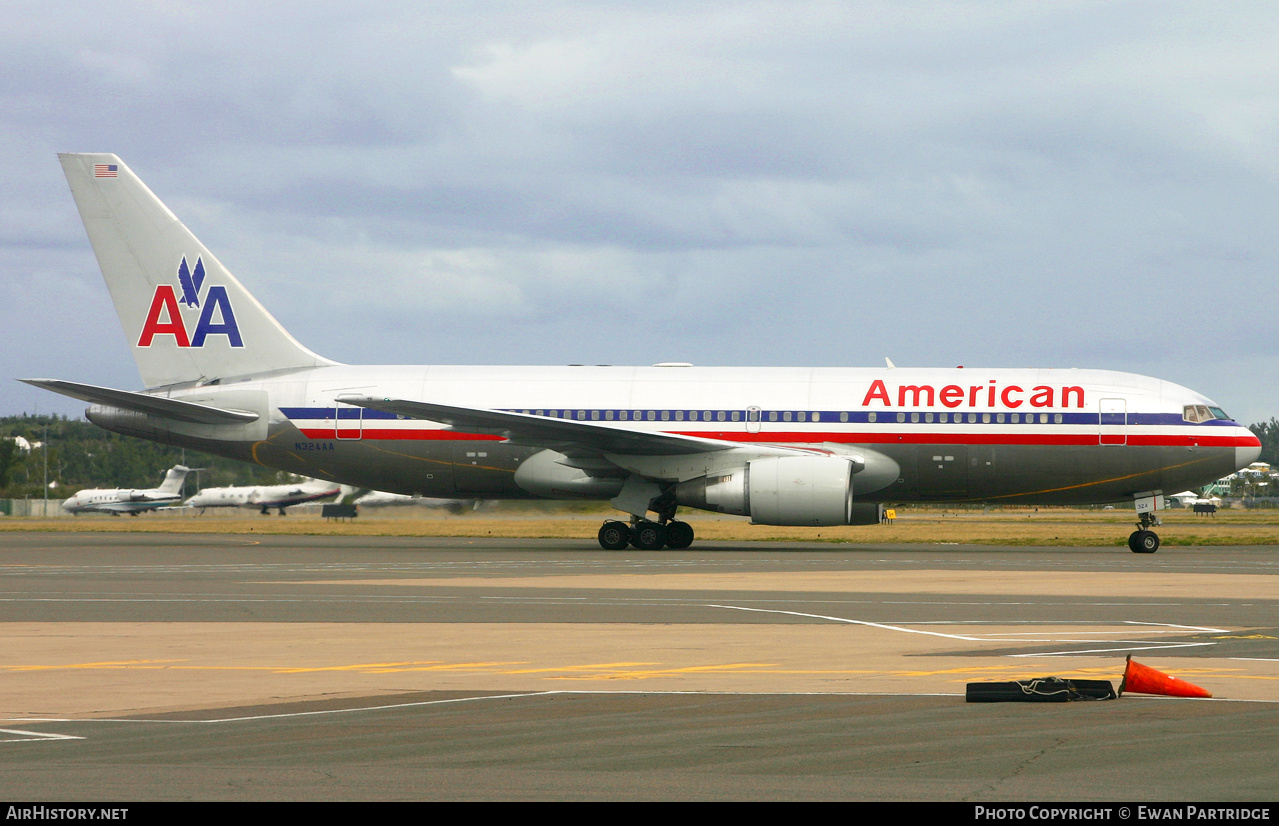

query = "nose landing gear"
[[1126, 493, 1164, 553], [1128, 512, 1161, 553]]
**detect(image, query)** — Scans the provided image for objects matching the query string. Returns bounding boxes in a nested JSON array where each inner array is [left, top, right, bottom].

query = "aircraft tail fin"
[[58, 153, 337, 389], [158, 466, 193, 494]]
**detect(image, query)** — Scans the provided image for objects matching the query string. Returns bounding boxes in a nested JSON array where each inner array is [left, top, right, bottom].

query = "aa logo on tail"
[[138, 257, 243, 348]]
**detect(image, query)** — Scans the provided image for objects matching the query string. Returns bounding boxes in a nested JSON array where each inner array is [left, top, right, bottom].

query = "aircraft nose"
[[1236, 432, 1262, 470]]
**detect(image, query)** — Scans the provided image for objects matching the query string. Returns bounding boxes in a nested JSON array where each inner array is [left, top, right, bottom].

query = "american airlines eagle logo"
[[137, 256, 243, 348]]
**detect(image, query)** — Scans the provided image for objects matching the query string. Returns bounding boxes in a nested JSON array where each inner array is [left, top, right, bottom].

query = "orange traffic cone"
[[1118, 654, 1212, 698]]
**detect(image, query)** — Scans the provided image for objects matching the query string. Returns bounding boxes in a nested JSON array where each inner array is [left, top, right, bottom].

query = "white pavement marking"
[[708, 604, 992, 641], [0, 693, 567, 726], [8, 689, 1279, 732], [708, 604, 1227, 654], [1011, 642, 1216, 657], [1124, 621, 1229, 632], [0, 728, 84, 743]]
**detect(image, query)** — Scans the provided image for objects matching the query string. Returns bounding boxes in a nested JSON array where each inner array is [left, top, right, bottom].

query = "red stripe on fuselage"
[[296, 427, 1255, 448], [300, 428, 503, 441]]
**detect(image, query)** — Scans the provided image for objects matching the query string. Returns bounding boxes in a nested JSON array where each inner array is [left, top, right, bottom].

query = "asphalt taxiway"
[[0, 532, 1276, 800]]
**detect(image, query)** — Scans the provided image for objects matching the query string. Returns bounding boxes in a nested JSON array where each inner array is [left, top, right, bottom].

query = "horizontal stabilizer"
[[336, 395, 729, 456], [20, 379, 259, 425]]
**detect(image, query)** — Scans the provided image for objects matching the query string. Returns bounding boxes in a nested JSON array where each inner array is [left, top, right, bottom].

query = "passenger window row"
[[887, 411, 1062, 424], [508, 409, 1069, 424]]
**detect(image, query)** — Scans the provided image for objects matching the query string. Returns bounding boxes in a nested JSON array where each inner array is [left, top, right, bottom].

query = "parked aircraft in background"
[[62, 465, 193, 516], [353, 490, 479, 513], [186, 479, 341, 515], [25, 154, 1262, 552]]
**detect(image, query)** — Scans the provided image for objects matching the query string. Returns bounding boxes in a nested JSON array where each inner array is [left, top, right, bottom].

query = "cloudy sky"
[[4, 1, 1278, 424]]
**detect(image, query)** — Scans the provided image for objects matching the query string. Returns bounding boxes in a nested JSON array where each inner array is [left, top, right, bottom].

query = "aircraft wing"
[[20, 379, 259, 425], [336, 395, 734, 456], [94, 502, 144, 513], [134, 492, 180, 502]]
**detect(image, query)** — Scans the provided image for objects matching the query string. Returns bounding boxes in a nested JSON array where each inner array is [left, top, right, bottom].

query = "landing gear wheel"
[[598, 521, 631, 551], [630, 521, 667, 550], [1128, 530, 1160, 554], [665, 520, 695, 549]]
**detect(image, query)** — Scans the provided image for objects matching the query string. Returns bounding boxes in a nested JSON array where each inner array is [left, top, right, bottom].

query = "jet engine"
[[675, 455, 882, 526]]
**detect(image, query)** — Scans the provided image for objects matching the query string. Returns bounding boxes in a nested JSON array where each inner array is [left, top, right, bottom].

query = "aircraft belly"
[[91, 408, 1245, 508], [333, 438, 531, 497], [451, 442, 520, 495], [864, 442, 1239, 506], [251, 420, 534, 497], [258, 425, 1244, 505], [912, 445, 969, 500]]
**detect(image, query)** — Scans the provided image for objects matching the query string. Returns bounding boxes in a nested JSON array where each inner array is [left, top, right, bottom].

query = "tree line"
[[1248, 419, 1279, 467], [0, 415, 288, 498]]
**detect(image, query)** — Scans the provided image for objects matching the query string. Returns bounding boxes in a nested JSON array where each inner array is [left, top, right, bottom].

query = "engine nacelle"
[[513, 449, 626, 499], [676, 455, 875, 526], [748, 455, 854, 526]]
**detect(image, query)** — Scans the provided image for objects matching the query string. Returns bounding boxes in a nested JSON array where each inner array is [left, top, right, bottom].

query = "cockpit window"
[[1184, 405, 1231, 423]]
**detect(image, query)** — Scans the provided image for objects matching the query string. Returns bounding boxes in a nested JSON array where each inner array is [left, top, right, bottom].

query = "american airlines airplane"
[[62, 464, 192, 516], [186, 478, 341, 515], [25, 154, 1261, 552]]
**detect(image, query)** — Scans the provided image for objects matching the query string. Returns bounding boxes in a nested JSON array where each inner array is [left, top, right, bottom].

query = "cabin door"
[[1099, 399, 1127, 445]]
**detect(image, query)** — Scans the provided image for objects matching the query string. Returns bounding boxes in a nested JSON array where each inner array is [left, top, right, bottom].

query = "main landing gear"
[[1128, 512, 1160, 554], [597, 486, 696, 550], [597, 516, 696, 550]]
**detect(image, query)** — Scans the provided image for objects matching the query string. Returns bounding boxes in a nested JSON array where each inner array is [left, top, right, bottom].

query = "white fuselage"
[[88, 363, 1259, 507], [62, 465, 191, 515], [185, 480, 341, 511], [62, 488, 184, 515]]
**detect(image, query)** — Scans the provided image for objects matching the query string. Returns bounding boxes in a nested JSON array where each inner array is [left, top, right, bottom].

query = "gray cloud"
[[5, 1, 1279, 424]]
